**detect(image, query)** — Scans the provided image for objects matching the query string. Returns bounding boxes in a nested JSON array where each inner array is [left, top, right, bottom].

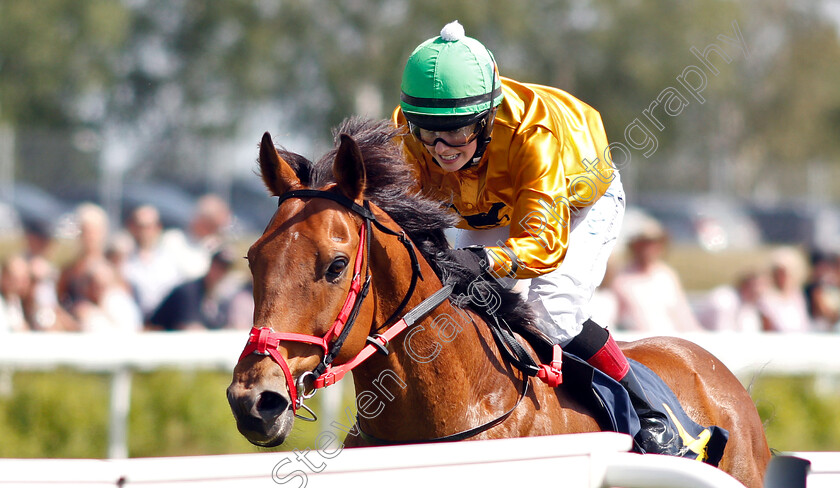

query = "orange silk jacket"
[[393, 77, 615, 279]]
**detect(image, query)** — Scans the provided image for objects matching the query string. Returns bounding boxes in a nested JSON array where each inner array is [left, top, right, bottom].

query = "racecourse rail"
[[0, 432, 752, 487], [1, 331, 840, 487]]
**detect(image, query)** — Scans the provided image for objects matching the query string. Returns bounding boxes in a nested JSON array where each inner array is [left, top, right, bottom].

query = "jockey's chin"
[[426, 140, 477, 172]]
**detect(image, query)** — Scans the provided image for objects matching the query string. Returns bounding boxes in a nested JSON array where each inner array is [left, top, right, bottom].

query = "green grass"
[[0, 371, 109, 458], [0, 369, 838, 458], [750, 373, 840, 452], [0, 370, 352, 459]]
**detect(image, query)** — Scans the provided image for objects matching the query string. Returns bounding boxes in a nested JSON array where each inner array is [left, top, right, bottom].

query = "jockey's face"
[[423, 138, 478, 172]]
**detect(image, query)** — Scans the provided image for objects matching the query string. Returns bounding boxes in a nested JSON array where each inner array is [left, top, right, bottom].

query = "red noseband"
[[236, 189, 426, 419], [238, 217, 369, 412]]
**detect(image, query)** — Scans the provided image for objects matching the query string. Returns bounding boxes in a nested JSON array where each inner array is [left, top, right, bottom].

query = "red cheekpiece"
[[587, 335, 630, 382]]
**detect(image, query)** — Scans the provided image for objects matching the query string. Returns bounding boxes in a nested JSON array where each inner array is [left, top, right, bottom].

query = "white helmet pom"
[[440, 20, 466, 42]]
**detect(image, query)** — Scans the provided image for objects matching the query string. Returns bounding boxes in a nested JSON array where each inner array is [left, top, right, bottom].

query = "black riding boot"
[[565, 319, 685, 456], [619, 366, 686, 456]]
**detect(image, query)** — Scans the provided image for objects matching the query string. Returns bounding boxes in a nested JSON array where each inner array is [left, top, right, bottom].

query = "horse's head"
[[227, 131, 375, 447]]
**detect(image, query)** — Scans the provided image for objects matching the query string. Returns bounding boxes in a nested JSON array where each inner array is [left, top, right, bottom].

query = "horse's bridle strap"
[[238, 327, 304, 405], [313, 283, 454, 388], [277, 189, 375, 220], [314, 318, 409, 388], [238, 188, 424, 414]]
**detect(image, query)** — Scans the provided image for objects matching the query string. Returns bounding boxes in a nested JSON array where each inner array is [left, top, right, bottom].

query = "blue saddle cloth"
[[561, 352, 729, 466]]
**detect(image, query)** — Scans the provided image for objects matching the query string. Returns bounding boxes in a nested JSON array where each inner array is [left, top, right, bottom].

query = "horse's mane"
[[274, 117, 551, 352]]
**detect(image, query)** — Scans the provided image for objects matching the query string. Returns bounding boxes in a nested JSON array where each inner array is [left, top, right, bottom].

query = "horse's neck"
[[352, 242, 519, 441]]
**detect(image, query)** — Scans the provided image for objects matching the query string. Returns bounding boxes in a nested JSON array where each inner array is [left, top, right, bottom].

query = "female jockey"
[[393, 21, 680, 456]]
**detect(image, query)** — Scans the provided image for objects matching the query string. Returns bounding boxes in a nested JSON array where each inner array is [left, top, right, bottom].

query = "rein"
[[354, 310, 561, 445]]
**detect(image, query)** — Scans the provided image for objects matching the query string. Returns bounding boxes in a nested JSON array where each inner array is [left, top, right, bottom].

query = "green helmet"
[[400, 21, 503, 132]]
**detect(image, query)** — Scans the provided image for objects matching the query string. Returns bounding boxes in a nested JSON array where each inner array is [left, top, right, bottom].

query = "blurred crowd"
[[591, 213, 840, 335], [0, 195, 254, 333], [2, 198, 839, 335]]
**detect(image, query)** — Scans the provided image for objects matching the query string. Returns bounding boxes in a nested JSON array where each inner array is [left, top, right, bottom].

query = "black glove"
[[447, 246, 488, 277]]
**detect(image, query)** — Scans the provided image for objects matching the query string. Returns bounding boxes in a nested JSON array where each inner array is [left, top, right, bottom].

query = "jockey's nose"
[[434, 140, 453, 153]]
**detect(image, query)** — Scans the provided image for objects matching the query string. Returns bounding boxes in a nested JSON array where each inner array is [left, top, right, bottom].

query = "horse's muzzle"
[[226, 382, 294, 447]]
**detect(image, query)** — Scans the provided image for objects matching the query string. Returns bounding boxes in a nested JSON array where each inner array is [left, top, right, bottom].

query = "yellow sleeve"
[[485, 127, 575, 279]]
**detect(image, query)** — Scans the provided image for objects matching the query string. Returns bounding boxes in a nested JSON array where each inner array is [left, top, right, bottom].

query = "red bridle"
[[236, 189, 423, 418], [238, 219, 368, 412]]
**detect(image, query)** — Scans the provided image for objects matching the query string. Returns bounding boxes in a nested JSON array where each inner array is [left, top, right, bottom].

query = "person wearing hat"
[[393, 21, 681, 455], [612, 214, 702, 334]]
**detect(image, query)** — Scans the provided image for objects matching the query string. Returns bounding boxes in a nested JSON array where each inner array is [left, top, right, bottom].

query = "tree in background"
[[0, 0, 838, 199]]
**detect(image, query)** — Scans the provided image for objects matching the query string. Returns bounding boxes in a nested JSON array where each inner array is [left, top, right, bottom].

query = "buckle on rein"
[[536, 344, 563, 388], [294, 371, 319, 422]]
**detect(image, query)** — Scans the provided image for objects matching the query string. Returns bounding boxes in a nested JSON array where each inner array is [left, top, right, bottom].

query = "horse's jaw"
[[240, 409, 294, 447]]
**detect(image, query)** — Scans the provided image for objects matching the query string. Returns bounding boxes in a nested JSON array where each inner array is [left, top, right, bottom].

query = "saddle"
[[481, 309, 728, 466], [563, 352, 729, 465]]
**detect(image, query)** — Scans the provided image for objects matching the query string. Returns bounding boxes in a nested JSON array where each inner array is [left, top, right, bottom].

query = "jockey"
[[393, 20, 681, 456]]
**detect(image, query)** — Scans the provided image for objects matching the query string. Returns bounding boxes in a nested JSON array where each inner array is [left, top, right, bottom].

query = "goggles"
[[408, 120, 484, 147]]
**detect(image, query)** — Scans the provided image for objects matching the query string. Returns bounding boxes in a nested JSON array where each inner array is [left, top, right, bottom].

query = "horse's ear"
[[333, 133, 366, 201], [259, 132, 301, 196]]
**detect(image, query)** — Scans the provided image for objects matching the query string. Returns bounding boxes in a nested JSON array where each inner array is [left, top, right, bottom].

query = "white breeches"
[[449, 173, 625, 345]]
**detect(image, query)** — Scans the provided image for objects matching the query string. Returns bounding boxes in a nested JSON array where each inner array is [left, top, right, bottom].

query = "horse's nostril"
[[257, 391, 288, 413]]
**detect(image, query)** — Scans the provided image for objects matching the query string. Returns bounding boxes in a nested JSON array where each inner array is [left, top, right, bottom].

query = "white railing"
[[5, 330, 840, 375], [0, 330, 248, 459], [616, 331, 840, 376], [2, 331, 840, 460], [0, 432, 749, 488], [789, 452, 840, 488]]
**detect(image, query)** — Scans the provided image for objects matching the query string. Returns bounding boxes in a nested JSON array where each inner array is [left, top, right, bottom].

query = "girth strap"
[[356, 375, 530, 445]]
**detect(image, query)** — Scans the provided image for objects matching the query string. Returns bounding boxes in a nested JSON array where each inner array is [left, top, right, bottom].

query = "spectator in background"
[[589, 256, 620, 330], [162, 194, 233, 281], [57, 203, 111, 310], [0, 255, 32, 332], [26, 259, 78, 332], [121, 205, 183, 321], [72, 259, 142, 333], [22, 218, 55, 266], [226, 277, 255, 330], [105, 232, 135, 294], [20, 218, 67, 330], [803, 249, 840, 332], [149, 247, 241, 331], [759, 247, 811, 333], [697, 269, 770, 333], [611, 215, 702, 334]]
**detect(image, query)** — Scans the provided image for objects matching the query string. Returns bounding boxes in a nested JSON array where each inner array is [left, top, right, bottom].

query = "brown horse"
[[227, 118, 770, 487]]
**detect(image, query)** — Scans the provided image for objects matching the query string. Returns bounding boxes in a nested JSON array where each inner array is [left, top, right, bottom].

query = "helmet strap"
[[465, 108, 497, 168], [466, 62, 498, 169]]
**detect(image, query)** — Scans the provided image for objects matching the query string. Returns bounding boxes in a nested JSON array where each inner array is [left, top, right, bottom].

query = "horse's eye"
[[326, 257, 348, 282]]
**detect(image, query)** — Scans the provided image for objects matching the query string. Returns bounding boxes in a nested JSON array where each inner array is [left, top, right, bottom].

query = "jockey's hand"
[[447, 246, 488, 278]]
